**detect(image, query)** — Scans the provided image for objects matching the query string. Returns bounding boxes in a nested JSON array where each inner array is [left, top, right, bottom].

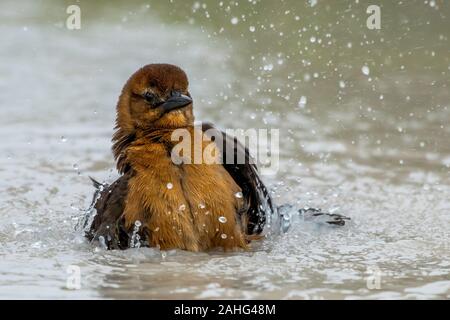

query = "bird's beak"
[[160, 91, 192, 113]]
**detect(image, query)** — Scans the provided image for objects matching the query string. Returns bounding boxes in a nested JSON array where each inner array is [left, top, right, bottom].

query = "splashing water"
[[98, 236, 108, 250], [75, 183, 104, 232], [362, 65, 370, 76], [298, 96, 307, 108], [130, 220, 142, 249]]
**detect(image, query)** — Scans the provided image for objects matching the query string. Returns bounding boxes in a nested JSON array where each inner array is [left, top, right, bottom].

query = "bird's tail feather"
[[89, 176, 104, 189]]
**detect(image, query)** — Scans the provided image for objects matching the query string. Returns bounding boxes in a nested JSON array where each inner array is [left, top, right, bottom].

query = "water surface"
[[0, 0, 449, 299]]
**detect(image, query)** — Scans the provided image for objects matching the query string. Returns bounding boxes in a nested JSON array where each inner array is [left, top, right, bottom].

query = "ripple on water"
[[0, 0, 449, 299]]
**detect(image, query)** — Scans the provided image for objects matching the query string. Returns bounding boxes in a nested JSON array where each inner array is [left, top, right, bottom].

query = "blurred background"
[[0, 0, 449, 299]]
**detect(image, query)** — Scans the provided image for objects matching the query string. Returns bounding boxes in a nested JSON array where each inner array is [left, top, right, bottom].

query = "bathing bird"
[[84, 63, 349, 250], [86, 63, 274, 251]]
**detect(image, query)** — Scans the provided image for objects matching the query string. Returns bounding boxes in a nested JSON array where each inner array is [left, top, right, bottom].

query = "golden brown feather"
[[86, 63, 274, 251]]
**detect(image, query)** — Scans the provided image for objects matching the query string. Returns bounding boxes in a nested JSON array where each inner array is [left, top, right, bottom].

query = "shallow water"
[[0, 0, 449, 299]]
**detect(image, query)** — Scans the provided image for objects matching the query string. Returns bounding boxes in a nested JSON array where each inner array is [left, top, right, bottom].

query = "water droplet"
[[298, 96, 307, 108], [234, 192, 243, 199], [339, 80, 346, 89], [231, 17, 239, 25], [218, 216, 227, 223], [249, 25, 255, 32], [221, 233, 227, 239], [198, 202, 206, 209], [310, 36, 316, 43], [179, 204, 186, 211], [72, 164, 79, 170], [154, 227, 160, 232], [98, 236, 107, 249], [362, 65, 370, 76], [281, 213, 291, 232], [166, 182, 173, 190], [130, 221, 141, 248], [263, 64, 273, 71], [60, 136, 67, 143]]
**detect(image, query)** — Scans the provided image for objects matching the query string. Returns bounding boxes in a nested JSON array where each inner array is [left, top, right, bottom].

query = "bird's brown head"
[[113, 64, 194, 172], [116, 63, 193, 133]]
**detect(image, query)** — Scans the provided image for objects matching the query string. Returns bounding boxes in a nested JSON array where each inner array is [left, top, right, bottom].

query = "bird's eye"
[[144, 92, 156, 103]]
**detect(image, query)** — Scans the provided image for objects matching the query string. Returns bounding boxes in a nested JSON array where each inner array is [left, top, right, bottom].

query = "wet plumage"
[[86, 64, 274, 251]]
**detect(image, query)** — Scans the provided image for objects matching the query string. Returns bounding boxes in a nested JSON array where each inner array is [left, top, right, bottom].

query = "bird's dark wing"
[[278, 204, 350, 231], [299, 207, 351, 226], [201, 122, 274, 235], [85, 171, 134, 249]]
